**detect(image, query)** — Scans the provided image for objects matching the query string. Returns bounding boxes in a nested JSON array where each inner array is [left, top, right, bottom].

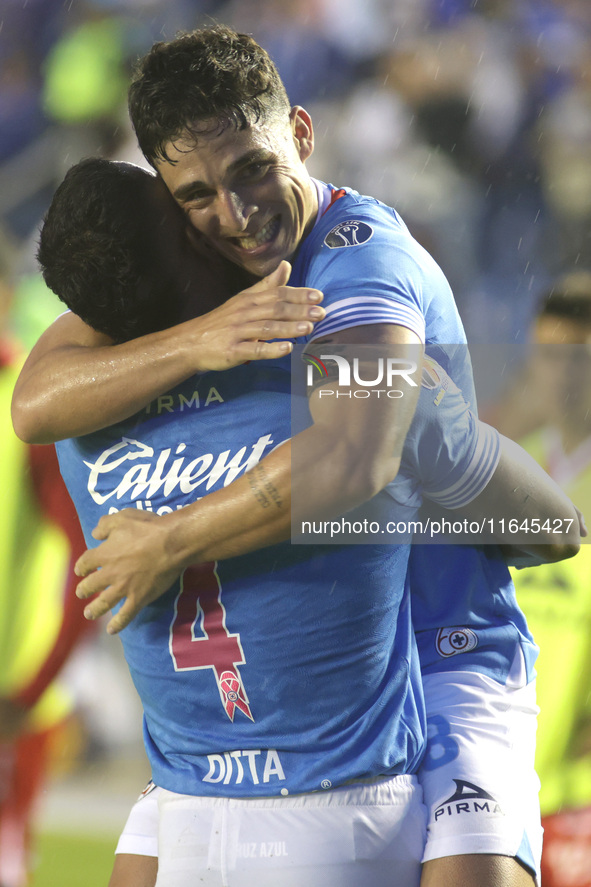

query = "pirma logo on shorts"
[[434, 779, 504, 822]]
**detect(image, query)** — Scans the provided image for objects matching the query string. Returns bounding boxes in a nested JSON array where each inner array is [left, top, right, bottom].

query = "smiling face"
[[142, 175, 251, 320], [155, 107, 318, 278]]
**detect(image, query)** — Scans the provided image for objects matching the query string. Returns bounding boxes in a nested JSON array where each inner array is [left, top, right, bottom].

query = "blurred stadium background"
[[2, 0, 591, 884]]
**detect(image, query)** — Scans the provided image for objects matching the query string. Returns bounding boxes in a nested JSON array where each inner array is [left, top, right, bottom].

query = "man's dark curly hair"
[[37, 158, 188, 342], [128, 24, 291, 167]]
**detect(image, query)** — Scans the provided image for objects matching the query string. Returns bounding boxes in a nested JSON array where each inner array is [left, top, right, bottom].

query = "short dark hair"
[[539, 271, 591, 325], [128, 24, 291, 166], [38, 159, 189, 342]]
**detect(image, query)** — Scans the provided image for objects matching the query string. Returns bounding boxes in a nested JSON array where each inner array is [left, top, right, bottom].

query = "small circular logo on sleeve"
[[435, 627, 478, 658], [324, 220, 374, 248]]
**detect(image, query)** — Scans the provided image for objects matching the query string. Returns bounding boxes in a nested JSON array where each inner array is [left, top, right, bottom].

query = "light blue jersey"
[[410, 545, 538, 683], [57, 352, 496, 799], [291, 183, 467, 351], [293, 181, 537, 686], [56, 180, 532, 799]]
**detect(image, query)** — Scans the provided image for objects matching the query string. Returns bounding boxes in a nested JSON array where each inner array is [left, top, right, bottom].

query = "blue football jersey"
[[56, 180, 533, 799], [295, 181, 536, 685], [56, 353, 496, 799], [389, 356, 500, 517], [410, 544, 538, 684], [57, 359, 421, 797], [291, 183, 467, 351]]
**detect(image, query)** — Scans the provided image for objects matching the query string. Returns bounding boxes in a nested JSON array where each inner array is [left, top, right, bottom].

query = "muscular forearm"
[[74, 327, 422, 633], [166, 449, 293, 565], [12, 264, 324, 444], [75, 404, 408, 634], [12, 317, 209, 443], [162, 420, 403, 568], [460, 434, 581, 561]]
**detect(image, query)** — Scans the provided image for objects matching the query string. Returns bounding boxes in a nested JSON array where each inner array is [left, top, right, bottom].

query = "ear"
[[290, 106, 314, 161]]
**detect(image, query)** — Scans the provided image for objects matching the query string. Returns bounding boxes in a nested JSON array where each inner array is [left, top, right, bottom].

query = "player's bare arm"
[[11, 261, 324, 444], [454, 433, 581, 564], [74, 323, 423, 634], [108, 854, 158, 887], [76, 350, 582, 634]]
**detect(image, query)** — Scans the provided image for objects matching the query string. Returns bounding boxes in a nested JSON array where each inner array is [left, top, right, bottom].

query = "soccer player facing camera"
[[14, 27, 581, 886]]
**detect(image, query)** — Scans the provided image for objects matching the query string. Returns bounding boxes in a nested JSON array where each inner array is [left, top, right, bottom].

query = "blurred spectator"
[[219, 0, 356, 104], [0, 50, 46, 166], [491, 270, 591, 887], [41, 12, 128, 131], [537, 40, 591, 272], [0, 0, 230, 246], [3, 1, 591, 349], [0, 239, 91, 887]]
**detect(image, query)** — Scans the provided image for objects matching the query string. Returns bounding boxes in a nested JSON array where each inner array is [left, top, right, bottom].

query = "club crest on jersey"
[[436, 627, 478, 658], [324, 220, 374, 249]]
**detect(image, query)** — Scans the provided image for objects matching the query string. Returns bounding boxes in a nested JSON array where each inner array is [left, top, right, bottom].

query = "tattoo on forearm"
[[247, 464, 283, 510]]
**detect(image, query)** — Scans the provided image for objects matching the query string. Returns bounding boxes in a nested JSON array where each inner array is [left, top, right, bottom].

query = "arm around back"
[[11, 264, 325, 444], [461, 433, 581, 563], [73, 322, 423, 634]]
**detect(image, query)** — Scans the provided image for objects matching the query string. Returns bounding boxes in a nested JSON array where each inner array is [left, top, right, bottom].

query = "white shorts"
[[419, 670, 542, 881], [115, 780, 160, 857], [118, 774, 426, 887]]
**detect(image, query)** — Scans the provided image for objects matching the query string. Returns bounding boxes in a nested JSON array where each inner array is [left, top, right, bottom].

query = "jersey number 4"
[[169, 562, 253, 722]]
